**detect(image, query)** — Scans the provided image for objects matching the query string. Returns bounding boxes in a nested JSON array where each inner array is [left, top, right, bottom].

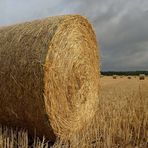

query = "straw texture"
[[0, 15, 100, 141]]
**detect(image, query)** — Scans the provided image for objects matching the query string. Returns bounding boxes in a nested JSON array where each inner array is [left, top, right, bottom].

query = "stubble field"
[[94, 76, 148, 147], [0, 76, 147, 148]]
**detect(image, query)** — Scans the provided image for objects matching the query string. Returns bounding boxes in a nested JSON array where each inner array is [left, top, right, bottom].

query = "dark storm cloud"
[[97, 2, 148, 71], [0, 0, 148, 71]]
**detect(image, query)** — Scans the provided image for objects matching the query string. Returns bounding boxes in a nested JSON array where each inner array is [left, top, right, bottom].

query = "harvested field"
[[0, 76, 147, 147]]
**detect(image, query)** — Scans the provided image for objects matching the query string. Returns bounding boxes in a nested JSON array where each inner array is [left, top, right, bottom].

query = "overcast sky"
[[0, 0, 148, 71]]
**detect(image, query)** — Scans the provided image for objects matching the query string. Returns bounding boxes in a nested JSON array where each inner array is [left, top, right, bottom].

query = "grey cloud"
[[0, 0, 148, 71], [0, 0, 65, 24], [91, 0, 148, 71]]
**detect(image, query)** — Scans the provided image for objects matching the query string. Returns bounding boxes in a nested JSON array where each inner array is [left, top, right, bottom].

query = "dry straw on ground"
[[139, 74, 145, 80], [0, 15, 100, 142]]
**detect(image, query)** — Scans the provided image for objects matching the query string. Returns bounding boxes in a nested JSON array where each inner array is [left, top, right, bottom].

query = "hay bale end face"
[[139, 74, 145, 80], [0, 15, 100, 141]]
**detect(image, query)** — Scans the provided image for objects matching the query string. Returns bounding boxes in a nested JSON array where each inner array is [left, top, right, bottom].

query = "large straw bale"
[[0, 15, 100, 142]]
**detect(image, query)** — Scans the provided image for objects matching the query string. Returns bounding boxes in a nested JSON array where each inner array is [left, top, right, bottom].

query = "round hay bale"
[[139, 74, 145, 80], [127, 76, 131, 79], [100, 75, 104, 78], [0, 15, 100, 141], [113, 75, 117, 79]]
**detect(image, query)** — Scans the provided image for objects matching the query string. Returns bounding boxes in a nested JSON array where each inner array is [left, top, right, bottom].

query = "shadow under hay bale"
[[0, 125, 53, 148], [0, 15, 100, 142]]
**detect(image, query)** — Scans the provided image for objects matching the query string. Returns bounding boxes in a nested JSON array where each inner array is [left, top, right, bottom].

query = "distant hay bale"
[[100, 75, 104, 78], [127, 76, 131, 79], [139, 74, 145, 80], [0, 15, 100, 142], [113, 75, 117, 79]]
